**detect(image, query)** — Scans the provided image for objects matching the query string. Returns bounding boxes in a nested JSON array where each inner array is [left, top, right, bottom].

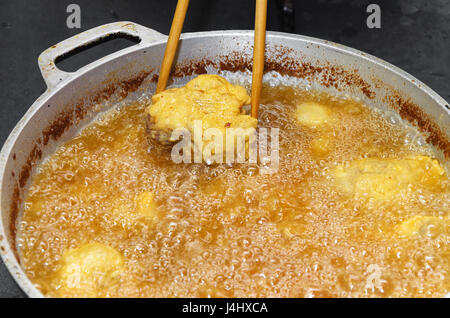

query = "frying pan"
[[0, 21, 448, 297]]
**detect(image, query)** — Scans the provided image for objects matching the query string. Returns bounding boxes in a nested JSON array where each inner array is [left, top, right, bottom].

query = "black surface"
[[0, 0, 448, 298]]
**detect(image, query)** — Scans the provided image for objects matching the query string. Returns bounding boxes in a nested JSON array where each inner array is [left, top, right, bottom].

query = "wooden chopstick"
[[156, 0, 190, 93], [251, 0, 267, 119]]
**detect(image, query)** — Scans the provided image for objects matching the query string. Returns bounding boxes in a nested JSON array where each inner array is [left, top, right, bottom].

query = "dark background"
[[0, 0, 449, 298]]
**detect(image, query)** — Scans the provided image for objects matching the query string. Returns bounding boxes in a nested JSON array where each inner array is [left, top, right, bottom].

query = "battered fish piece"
[[135, 191, 158, 219], [146, 74, 258, 160], [111, 191, 159, 228], [396, 215, 449, 237], [52, 242, 124, 297], [295, 102, 331, 128], [330, 155, 447, 200]]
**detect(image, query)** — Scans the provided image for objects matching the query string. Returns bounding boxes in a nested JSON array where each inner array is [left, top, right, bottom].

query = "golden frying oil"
[[18, 85, 449, 297]]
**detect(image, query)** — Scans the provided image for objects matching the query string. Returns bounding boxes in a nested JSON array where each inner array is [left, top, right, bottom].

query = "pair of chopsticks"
[[156, 0, 267, 119]]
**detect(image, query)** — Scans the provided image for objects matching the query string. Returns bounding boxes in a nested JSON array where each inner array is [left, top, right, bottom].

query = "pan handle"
[[38, 21, 167, 89]]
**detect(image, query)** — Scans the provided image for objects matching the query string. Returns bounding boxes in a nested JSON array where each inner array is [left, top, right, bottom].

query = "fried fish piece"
[[396, 215, 449, 237], [330, 155, 447, 200], [295, 102, 331, 128], [53, 242, 124, 297], [135, 191, 158, 219], [146, 74, 257, 148], [110, 191, 160, 228]]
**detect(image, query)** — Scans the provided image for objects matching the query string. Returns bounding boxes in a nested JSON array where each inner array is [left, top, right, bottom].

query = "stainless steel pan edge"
[[0, 22, 448, 297]]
